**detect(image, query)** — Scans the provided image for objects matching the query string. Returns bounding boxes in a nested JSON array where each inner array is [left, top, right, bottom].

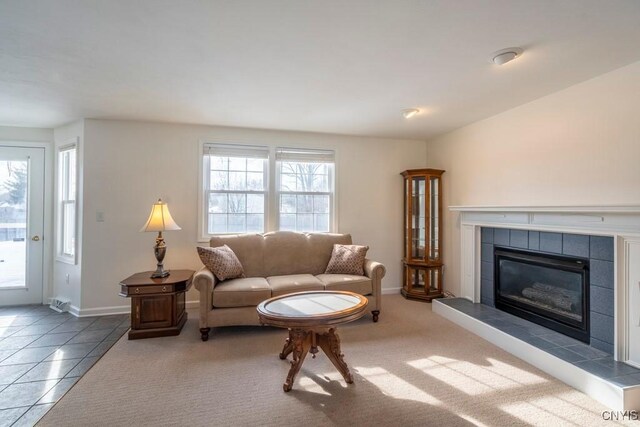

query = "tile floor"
[[439, 298, 640, 386], [0, 305, 129, 427]]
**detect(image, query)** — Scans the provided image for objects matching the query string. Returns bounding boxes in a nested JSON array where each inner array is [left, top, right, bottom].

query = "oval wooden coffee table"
[[257, 290, 368, 392]]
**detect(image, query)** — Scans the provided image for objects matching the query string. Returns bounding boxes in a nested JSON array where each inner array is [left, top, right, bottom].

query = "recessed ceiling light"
[[402, 108, 420, 119], [490, 47, 524, 65]]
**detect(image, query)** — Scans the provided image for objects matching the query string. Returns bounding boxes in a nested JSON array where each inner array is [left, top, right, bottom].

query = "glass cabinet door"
[[411, 176, 427, 260], [429, 176, 439, 261]]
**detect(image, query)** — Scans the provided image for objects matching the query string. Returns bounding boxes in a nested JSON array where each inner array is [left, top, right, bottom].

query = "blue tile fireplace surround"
[[480, 227, 614, 355]]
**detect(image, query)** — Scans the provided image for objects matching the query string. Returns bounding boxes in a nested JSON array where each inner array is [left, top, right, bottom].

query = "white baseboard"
[[69, 301, 201, 318], [68, 288, 400, 317]]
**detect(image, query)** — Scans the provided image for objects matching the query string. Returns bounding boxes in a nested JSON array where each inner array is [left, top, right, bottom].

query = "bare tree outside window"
[[2, 162, 27, 206], [278, 160, 332, 232], [207, 154, 266, 234]]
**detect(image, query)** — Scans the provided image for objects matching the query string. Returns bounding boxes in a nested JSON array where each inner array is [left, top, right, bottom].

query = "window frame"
[[275, 151, 335, 233], [56, 142, 78, 264], [198, 142, 337, 241], [199, 143, 270, 239]]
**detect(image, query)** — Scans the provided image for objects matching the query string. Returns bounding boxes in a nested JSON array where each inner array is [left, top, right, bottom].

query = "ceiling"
[[1, 1, 640, 140]]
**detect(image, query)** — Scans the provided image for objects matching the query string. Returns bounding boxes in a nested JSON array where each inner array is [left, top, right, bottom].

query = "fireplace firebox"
[[494, 247, 590, 343]]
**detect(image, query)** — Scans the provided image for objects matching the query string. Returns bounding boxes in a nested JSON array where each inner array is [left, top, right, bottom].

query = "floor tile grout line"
[[9, 404, 34, 427], [0, 348, 20, 364], [11, 356, 85, 385], [0, 378, 62, 412]]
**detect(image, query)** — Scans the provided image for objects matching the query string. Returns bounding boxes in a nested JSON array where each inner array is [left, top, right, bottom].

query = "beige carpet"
[[39, 295, 633, 426]]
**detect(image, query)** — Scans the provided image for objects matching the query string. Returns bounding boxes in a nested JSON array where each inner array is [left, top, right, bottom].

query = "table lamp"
[[140, 198, 182, 278]]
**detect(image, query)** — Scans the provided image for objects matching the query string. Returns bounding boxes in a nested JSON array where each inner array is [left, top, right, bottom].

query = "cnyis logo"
[[602, 410, 639, 421]]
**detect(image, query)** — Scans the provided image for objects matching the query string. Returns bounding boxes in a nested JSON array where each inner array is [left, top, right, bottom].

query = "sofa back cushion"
[[209, 233, 265, 277], [209, 231, 352, 277], [263, 231, 352, 276]]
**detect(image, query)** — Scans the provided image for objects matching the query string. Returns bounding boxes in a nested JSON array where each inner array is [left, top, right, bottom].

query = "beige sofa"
[[193, 231, 386, 341]]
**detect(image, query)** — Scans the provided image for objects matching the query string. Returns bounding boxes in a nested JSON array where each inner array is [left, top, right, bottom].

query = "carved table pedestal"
[[257, 291, 368, 392]]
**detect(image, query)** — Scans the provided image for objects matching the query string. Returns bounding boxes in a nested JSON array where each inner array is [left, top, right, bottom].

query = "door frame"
[[0, 140, 53, 305]]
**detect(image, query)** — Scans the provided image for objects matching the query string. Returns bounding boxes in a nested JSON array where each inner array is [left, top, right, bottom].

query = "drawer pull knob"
[[135, 288, 140, 294], [162, 286, 167, 292]]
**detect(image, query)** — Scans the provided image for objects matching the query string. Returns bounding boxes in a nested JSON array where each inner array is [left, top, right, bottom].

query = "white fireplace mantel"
[[450, 205, 640, 366], [450, 205, 640, 214]]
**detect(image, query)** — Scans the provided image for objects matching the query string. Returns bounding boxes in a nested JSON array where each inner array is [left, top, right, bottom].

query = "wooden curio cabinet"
[[401, 169, 445, 302]]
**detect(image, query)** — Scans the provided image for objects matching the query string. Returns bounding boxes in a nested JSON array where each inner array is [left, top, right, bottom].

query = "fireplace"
[[494, 247, 590, 343]]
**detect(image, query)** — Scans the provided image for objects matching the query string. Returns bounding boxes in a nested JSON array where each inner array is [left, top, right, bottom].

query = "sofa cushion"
[[212, 277, 271, 308], [210, 234, 265, 278], [325, 244, 369, 275], [316, 274, 372, 295], [197, 245, 245, 281], [266, 274, 325, 297], [262, 232, 353, 277]]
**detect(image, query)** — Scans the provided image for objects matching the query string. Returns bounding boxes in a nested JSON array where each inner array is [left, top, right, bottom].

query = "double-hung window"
[[276, 148, 335, 232], [203, 144, 269, 235], [57, 145, 77, 262]]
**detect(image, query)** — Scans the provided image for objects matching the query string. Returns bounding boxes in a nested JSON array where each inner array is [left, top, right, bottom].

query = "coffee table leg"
[[283, 329, 310, 392], [279, 329, 295, 360], [318, 328, 354, 384]]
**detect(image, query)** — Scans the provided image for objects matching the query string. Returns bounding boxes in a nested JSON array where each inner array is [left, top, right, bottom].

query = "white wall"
[[425, 60, 640, 297], [53, 120, 84, 309], [79, 119, 426, 311], [0, 126, 52, 143]]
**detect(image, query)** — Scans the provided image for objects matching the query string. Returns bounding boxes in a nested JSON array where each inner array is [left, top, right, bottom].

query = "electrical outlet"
[[96, 211, 105, 222], [65, 274, 70, 284]]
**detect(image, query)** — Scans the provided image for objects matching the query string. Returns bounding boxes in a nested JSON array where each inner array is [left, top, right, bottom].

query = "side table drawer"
[[121, 284, 173, 296]]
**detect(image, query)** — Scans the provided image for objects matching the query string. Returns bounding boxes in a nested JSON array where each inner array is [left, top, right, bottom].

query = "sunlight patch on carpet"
[[504, 393, 616, 426], [297, 372, 346, 395], [458, 414, 491, 427], [407, 356, 547, 396], [356, 366, 441, 405]]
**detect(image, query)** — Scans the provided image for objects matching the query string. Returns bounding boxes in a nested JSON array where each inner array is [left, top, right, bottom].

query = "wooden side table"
[[119, 269, 194, 340]]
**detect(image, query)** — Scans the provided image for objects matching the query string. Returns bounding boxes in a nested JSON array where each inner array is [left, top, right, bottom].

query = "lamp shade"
[[140, 199, 182, 232]]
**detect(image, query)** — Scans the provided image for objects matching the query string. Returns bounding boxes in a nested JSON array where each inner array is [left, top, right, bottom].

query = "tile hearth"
[[434, 297, 640, 410]]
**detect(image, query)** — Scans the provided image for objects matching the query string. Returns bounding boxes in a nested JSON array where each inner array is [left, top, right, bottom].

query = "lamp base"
[[151, 232, 170, 279], [150, 268, 170, 279]]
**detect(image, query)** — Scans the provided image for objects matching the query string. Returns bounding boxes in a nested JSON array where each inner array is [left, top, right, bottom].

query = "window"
[[276, 148, 335, 232], [200, 144, 336, 238], [203, 144, 269, 234], [57, 145, 77, 261]]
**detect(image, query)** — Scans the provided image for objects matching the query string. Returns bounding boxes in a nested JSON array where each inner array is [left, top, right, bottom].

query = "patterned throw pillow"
[[197, 245, 245, 281], [325, 244, 369, 276]]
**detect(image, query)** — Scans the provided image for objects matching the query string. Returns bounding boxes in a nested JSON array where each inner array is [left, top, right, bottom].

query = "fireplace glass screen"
[[494, 248, 589, 342], [498, 260, 583, 322]]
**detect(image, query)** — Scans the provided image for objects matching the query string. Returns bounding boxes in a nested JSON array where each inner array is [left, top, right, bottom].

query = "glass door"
[[411, 175, 427, 261], [429, 176, 440, 261], [0, 146, 45, 305]]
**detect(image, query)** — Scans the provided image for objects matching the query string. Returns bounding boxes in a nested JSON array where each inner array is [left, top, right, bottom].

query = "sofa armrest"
[[193, 266, 216, 329], [363, 259, 385, 314]]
